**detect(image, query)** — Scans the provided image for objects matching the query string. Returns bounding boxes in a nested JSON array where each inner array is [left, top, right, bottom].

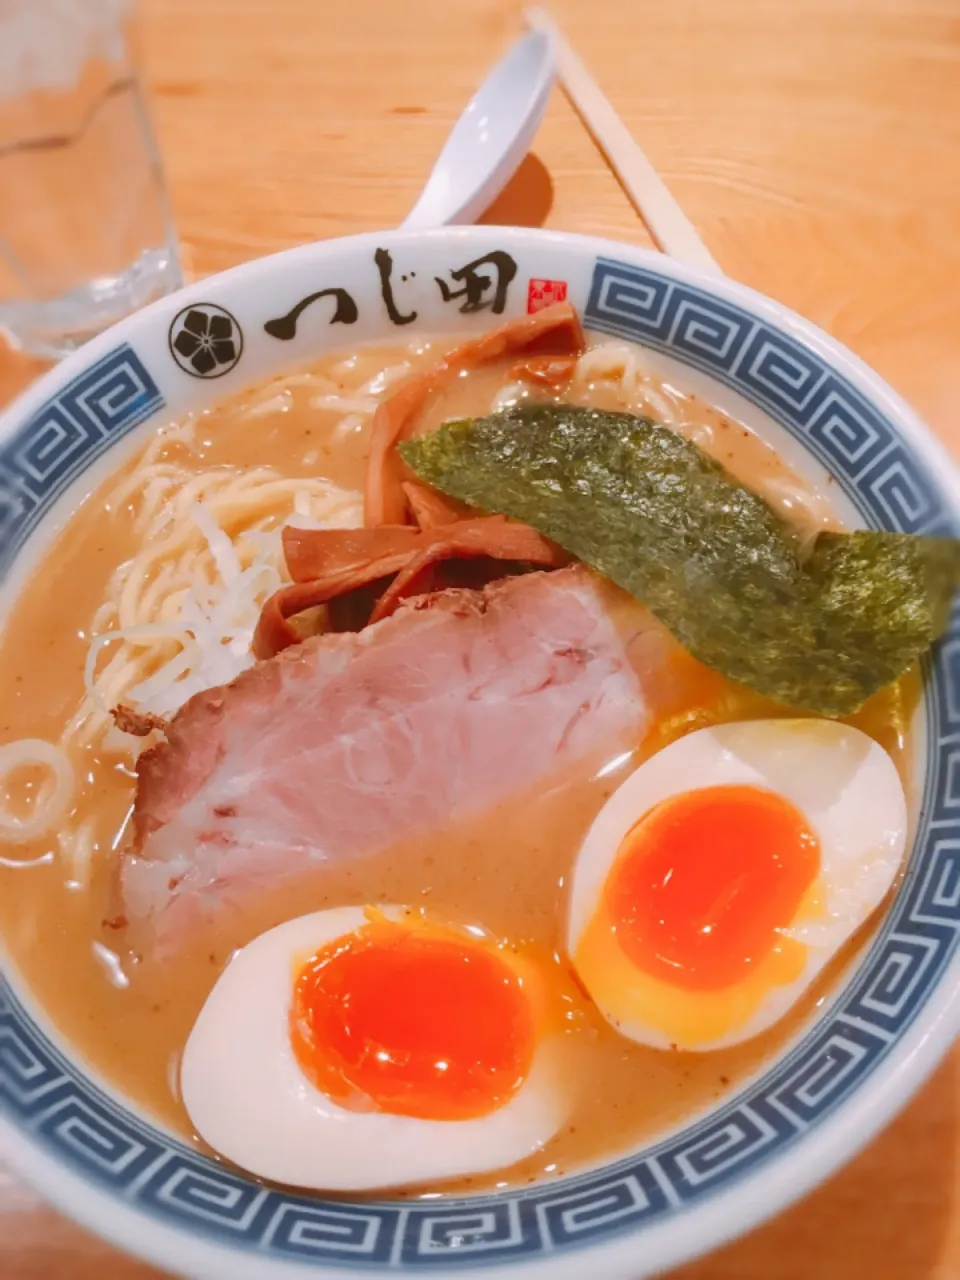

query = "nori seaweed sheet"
[[399, 403, 960, 715]]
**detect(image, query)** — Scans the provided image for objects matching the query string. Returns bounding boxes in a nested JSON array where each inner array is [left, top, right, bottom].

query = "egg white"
[[568, 719, 908, 1051], [181, 906, 570, 1191]]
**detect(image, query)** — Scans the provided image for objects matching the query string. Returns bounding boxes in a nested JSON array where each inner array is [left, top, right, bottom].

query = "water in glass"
[[0, 0, 182, 358]]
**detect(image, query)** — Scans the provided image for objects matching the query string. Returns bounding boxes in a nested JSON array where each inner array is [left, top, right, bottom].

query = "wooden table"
[[2, 0, 960, 1275]]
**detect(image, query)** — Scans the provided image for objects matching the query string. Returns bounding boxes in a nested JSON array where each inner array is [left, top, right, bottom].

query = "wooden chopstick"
[[525, 7, 722, 275]]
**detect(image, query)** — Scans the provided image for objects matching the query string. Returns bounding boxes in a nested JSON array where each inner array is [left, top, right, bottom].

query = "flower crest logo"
[[168, 304, 243, 378]]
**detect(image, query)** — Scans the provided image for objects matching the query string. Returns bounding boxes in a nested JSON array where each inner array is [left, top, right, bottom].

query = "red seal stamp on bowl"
[[527, 277, 568, 313]]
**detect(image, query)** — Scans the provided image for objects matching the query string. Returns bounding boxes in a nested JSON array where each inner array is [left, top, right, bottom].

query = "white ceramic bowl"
[[1, 228, 959, 1280]]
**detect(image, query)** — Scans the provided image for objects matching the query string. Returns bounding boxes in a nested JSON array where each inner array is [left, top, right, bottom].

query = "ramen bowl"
[[0, 227, 958, 1280]]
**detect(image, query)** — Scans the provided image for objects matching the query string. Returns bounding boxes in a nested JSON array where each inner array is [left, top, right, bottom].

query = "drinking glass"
[[0, 0, 182, 358]]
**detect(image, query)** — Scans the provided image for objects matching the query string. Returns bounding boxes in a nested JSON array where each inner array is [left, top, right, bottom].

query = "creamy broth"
[[0, 336, 916, 1196]]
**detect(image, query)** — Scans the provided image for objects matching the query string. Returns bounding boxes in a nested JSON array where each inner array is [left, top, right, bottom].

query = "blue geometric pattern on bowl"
[[1, 256, 960, 1271], [585, 258, 950, 536], [0, 345, 163, 580]]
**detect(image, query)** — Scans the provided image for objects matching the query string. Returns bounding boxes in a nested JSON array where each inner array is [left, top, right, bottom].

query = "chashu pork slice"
[[124, 567, 647, 950]]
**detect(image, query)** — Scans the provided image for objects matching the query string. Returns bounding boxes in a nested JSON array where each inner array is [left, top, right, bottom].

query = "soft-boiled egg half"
[[181, 906, 572, 1190], [568, 719, 907, 1051]]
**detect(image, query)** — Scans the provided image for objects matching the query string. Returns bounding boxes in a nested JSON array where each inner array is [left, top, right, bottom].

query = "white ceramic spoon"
[[401, 29, 555, 230]]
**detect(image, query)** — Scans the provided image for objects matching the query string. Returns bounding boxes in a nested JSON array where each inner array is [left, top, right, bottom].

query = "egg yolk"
[[290, 919, 537, 1121], [606, 784, 820, 991]]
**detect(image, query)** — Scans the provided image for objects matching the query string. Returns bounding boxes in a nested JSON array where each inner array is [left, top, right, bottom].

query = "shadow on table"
[[667, 1047, 959, 1280], [479, 152, 554, 227]]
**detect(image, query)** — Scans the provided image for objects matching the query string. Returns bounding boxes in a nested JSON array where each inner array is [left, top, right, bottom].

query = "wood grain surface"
[[2, 0, 960, 1275]]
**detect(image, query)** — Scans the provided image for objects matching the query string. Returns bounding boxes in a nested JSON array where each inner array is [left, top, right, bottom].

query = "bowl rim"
[[1, 225, 959, 1280]]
